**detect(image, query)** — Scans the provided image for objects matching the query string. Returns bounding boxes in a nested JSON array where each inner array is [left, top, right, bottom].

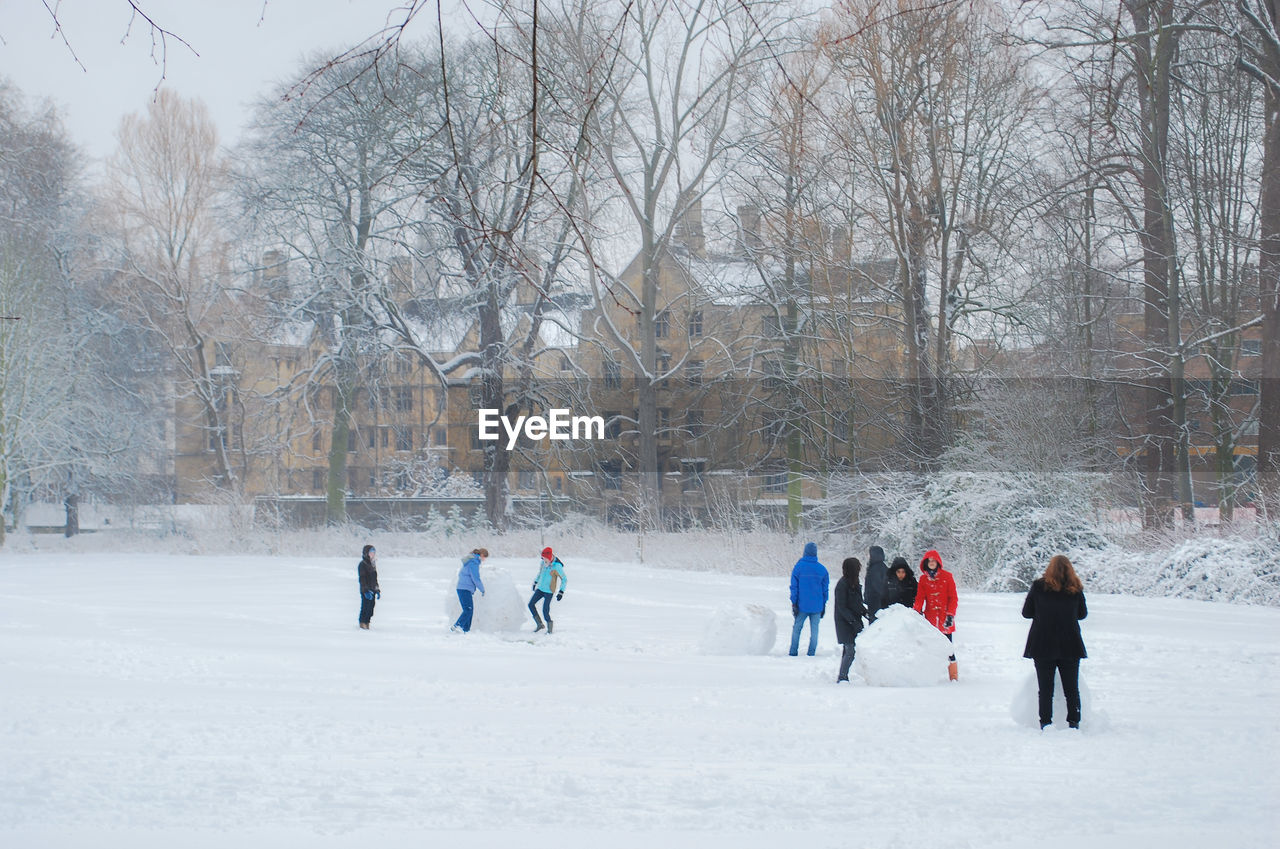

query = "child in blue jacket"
[[528, 546, 567, 633], [451, 547, 488, 633]]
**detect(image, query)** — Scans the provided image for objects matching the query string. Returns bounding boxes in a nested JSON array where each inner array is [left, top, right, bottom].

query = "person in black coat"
[[863, 545, 888, 621], [834, 557, 868, 683], [1022, 554, 1088, 729], [357, 544, 380, 629], [884, 556, 917, 609]]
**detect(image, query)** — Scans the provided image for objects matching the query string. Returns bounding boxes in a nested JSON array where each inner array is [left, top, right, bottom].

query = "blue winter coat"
[[533, 558, 567, 594], [457, 553, 485, 594], [790, 542, 830, 614]]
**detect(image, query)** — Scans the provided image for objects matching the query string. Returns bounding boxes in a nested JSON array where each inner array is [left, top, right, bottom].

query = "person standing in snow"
[[357, 544, 380, 630], [884, 556, 917, 609], [1022, 554, 1088, 729], [864, 545, 889, 621], [834, 557, 867, 682], [913, 550, 959, 680], [528, 546, 567, 634], [789, 542, 830, 657], [451, 547, 488, 633]]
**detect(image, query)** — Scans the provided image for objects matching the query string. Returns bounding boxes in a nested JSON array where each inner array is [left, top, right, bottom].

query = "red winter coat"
[[913, 550, 958, 635]]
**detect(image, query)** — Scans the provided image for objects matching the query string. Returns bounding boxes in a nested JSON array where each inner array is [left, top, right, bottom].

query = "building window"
[[763, 468, 787, 493], [369, 468, 377, 488], [655, 310, 670, 338], [659, 408, 670, 429], [312, 431, 323, 452], [599, 460, 622, 490], [682, 461, 705, 492], [434, 427, 448, 447], [686, 359, 703, 386], [762, 359, 784, 391], [518, 470, 537, 490], [656, 353, 671, 387], [762, 314, 781, 337], [396, 427, 412, 452], [686, 409, 705, 438], [553, 475, 562, 493], [313, 468, 325, 491], [604, 411, 622, 440], [603, 360, 622, 389], [347, 430, 357, 452], [471, 470, 484, 488], [560, 355, 572, 372], [215, 341, 234, 368], [1231, 379, 1259, 396], [394, 387, 413, 412], [1241, 340, 1261, 356], [688, 310, 703, 337]]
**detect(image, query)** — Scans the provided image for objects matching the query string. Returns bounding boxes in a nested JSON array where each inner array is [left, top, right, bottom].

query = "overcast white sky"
[[0, 0, 457, 162]]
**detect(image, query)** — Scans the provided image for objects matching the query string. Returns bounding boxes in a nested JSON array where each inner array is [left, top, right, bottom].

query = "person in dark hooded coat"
[[863, 546, 889, 621], [834, 557, 867, 682], [884, 556, 917, 609], [357, 544, 380, 629]]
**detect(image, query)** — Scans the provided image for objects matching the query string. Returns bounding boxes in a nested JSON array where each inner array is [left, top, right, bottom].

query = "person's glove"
[[362, 591, 374, 600], [944, 614, 954, 629], [375, 590, 381, 600], [556, 591, 563, 601], [480, 591, 485, 597], [791, 603, 799, 617]]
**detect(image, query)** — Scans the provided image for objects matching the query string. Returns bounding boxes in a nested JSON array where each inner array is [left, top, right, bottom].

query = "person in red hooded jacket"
[[913, 550, 959, 681]]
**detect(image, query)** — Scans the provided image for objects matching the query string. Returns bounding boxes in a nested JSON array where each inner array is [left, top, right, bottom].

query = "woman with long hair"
[[1021, 554, 1088, 729], [833, 557, 867, 683]]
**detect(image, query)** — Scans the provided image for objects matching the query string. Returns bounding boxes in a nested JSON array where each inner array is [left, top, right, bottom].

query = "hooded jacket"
[[789, 542, 830, 614], [833, 564, 867, 644], [533, 557, 568, 595], [913, 549, 957, 634], [884, 556, 917, 609], [864, 545, 889, 616], [456, 552, 485, 594], [357, 556, 379, 595]]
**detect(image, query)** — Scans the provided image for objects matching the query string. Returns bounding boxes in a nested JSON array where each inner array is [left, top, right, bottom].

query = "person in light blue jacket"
[[451, 547, 488, 633], [789, 542, 830, 657], [528, 546, 567, 633]]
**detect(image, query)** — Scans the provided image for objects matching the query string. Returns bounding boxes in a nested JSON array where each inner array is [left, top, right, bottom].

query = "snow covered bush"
[[443, 566, 525, 632], [854, 605, 955, 686], [1082, 534, 1280, 606], [698, 603, 778, 655]]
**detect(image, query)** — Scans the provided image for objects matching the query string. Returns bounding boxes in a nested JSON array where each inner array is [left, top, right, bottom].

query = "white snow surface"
[[698, 603, 777, 655], [855, 603, 956, 686], [1, 549, 1278, 848]]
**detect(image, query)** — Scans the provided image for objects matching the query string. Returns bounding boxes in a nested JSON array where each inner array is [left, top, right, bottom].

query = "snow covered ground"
[[1, 548, 1277, 848]]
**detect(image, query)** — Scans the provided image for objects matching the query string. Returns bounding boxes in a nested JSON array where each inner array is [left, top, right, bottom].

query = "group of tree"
[[2, 0, 1275, 538]]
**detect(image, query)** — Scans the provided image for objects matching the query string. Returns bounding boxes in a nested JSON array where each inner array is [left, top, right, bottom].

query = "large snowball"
[[854, 604, 954, 686], [1010, 668, 1101, 730], [699, 603, 778, 655], [444, 566, 526, 632]]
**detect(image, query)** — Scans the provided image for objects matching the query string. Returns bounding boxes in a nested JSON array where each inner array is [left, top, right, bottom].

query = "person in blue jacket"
[[789, 542, 830, 657], [528, 546, 568, 633], [451, 547, 488, 633]]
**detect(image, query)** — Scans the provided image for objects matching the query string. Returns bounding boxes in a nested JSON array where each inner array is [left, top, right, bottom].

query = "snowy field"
[[1, 549, 1278, 848]]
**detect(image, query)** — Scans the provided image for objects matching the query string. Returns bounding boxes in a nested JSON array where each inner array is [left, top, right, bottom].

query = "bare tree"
[[100, 89, 242, 493]]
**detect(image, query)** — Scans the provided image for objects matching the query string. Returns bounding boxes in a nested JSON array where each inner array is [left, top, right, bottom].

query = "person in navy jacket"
[[1022, 553, 1089, 729], [789, 542, 830, 657], [451, 547, 487, 633]]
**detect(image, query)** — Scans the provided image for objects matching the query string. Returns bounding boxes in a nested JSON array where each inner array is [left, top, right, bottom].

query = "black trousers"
[[1033, 656, 1082, 726], [528, 590, 553, 625], [359, 595, 376, 625], [838, 640, 857, 681]]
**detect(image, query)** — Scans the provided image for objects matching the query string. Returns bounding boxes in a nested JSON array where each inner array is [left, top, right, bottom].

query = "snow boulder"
[[853, 604, 955, 686], [699, 603, 778, 655], [1010, 669, 1106, 731], [444, 566, 525, 632]]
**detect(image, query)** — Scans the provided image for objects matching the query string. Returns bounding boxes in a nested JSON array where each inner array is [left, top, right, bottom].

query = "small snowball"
[[854, 604, 954, 686], [699, 603, 778, 655], [444, 566, 526, 632]]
